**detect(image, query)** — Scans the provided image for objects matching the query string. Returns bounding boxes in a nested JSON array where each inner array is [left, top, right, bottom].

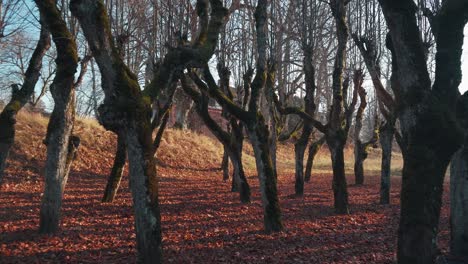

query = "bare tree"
[[0, 16, 50, 186], [35, 0, 80, 234], [378, 0, 468, 262]]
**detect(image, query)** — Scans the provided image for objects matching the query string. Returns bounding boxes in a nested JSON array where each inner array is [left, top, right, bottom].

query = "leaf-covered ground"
[[0, 112, 451, 263]]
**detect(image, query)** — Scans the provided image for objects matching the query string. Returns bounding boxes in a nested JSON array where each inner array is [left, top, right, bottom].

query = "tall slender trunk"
[[221, 146, 229, 181], [36, 0, 79, 234], [304, 137, 325, 182], [247, 119, 283, 232], [294, 126, 312, 196], [450, 135, 468, 258], [124, 120, 162, 262], [353, 142, 365, 185], [40, 93, 78, 234], [102, 133, 127, 202], [379, 122, 394, 204], [327, 135, 348, 214]]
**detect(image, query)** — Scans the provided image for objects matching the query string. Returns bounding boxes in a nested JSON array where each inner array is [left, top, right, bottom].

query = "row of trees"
[[0, 0, 467, 263]]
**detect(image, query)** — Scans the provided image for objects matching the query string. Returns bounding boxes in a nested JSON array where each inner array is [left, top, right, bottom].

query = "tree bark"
[[246, 119, 283, 232], [353, 70, 367, 185], [327, 0, 354, 214], [450, 136, 468, 258], [0, 19, 50, 186], [221, 146, 229, 181], [36, 0, 79, 234], [304, 136, 325, 182], [102, 133, 127, 202], [327, 135, 349, 214], [181, 73, 250, 203], [378, 1, 468, 263], [294, 126, 312, 196], [379, 121, 394, 204]]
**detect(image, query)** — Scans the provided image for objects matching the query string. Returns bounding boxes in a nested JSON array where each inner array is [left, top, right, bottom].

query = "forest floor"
[[0, 111, 452, 263]]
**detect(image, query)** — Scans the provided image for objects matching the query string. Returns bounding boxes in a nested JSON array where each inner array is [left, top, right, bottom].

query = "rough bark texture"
[[221, 146, 229, 181], [197, 0, 283, 231], [102, 133, 127, 202], [450, 136, 468, 258], [378, 1, 468, 263], [181, 74, 250, 203], [0, 19, 50, 187], [451, 92, 468, 258], [379, 121, 394, 204], [304, 136, 325, 182], [352, 32, 396, 204], [71, 1, 162, 261], [246, 119, 283, 232], [353, 70, 367, 185], [326, 0, 355, 214], [173, 87, 193, 129], [293, 48, 317, 196], [36, 0, 79, 234]]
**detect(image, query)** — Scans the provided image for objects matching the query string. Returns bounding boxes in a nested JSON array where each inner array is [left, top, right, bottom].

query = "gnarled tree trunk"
[[294, 126, 312, 196], [246, 118, 283, 231], [304, 136, 325, 182], [450, 135, 468, 258], [379, 120, 394, 204], [102, 133, 126, 202], [0, 19, 50, 187], [36, 0, 79, 234], [378, 1, 468, 263]]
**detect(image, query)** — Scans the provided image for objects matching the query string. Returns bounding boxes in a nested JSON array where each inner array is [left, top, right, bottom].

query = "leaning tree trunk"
[[0, 19, 50, 186], [246, 118, 283, 232], [450, 135, 468, 258], [294, 125, 312, 196], [379, 121, 394, 204], [36, 0, 79, 234], [102, 133, 127, 202], [180, 73, 250, 203], [304, 136, 325, 182]]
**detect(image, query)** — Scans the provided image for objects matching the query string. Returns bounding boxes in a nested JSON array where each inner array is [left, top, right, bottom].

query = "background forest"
[[0, 0, 467, 263]]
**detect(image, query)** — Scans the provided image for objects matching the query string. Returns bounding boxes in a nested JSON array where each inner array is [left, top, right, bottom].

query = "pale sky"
[[459, 26, 468, 93]]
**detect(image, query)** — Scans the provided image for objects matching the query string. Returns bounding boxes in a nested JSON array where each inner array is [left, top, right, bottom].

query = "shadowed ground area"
[[0, 112, 451, 263]]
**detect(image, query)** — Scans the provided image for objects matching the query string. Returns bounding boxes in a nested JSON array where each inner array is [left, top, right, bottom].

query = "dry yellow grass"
[[11, 110, 404, 179]]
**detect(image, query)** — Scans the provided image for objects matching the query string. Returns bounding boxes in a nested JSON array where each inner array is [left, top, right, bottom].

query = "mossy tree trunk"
[[35, 0, 79, 234], [327, 135, 348, 214], [181, 74, 250, 203], [378, 1, 468, 263], [293, 48, 317, 196], [326, 0, 356, 214], [450, 134, 468, 258], [0, 19, 50, 187], [294, 126, 311, 196], [221, 146, 229, 181], [72, 0, 228, 261], [450, 92, 468, 258], [352, 33, 396, 203], [379, 120, 394, 204], [102, 133, 127, 202], [246, 117, 283, 231], [304, 136, 325, 182], [195, 0, 283, 232]]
